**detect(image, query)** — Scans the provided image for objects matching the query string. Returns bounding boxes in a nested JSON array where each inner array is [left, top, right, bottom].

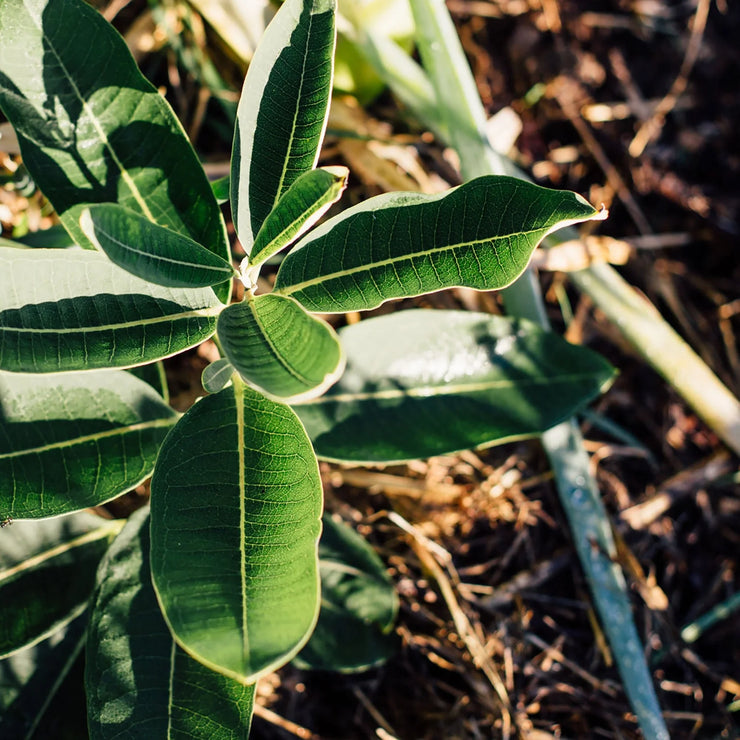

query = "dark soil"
[[3, 0, 739, 738]]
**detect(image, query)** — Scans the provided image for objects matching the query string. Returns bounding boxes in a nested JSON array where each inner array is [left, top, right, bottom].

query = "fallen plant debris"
[[0, 0, 738, 738]]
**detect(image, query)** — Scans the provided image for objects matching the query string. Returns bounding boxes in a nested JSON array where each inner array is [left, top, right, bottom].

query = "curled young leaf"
[[202, 358, 236, 394], [217, 293, 345, 403], [247, 166, 349, 269]]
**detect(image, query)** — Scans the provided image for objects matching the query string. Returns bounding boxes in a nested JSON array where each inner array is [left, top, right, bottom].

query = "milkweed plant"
[[0, 0, 613, 735]]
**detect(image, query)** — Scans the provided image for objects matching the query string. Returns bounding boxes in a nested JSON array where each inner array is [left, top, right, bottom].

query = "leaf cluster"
[[0, 0, 612, 735]]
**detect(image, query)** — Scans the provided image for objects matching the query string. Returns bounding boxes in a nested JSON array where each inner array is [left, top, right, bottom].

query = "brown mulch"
[[4, 0, 739, 738], [248, 3, 740, 738]]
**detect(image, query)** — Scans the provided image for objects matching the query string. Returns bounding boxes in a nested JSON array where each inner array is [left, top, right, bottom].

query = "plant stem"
[[351, 28, 740, 456], [569, 263, 740, 454], [401, 0, 672, 736]]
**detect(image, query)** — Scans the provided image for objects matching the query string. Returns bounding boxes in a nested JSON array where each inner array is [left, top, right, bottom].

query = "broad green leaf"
[[295, 514, 397, 672], [0, 512, 121, 658], [0, 0, 231, 302], [0, 247, 222, 373], [79, 204, 236, 289], [202, 358, 235, 394], [0, 370, 178, 519], [150, 378, 323, 683], [231, 0, 337, 250], [294, 310, 615, 462], [217, 293, 345, 402], [248, 166, 349, 270], [274, 175, 604, 312], [0, 617, 86, 740], [87, 508, 255, 739]]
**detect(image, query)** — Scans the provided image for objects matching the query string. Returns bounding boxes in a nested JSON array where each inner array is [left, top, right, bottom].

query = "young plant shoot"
[[0, 0, 613, 735]]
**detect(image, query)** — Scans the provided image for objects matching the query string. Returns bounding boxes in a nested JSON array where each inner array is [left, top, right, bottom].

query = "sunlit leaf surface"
[[295, 310, 615, 461], [150, 380, 323, 683], [87, 508, 255, 739]]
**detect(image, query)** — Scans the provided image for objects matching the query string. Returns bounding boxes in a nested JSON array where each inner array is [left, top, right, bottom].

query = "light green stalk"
[[355, 0, 690, 736], [352, 21, 740, 458]]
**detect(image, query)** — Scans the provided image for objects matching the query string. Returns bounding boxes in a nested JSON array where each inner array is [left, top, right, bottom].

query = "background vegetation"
[[0, 0, 738, 737]]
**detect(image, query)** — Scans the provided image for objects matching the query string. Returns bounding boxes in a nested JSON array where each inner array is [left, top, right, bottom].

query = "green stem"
[[570, 263, 740, 455], [351, 28, 740, 456], [401, 0, 672, 737]]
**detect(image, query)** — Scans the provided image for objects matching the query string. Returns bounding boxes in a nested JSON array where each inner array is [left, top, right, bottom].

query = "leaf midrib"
[[166, 639, 176, 739], [0, 417, 177, 461], [92, 221, 233, 276], [247, 296, 317, 388], [235, 383, 250, 672], [4, 305, 222, 334], [0, 524, 121, 582], [302, 371, 607, 405], [271, 5, 316, 213], [277, 226, 548, 296], [35, 12, 155, 222]]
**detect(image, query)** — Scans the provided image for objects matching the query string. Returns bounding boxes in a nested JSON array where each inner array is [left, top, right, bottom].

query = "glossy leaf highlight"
[[0, 248, 222, 373], [231, 0, 336, 249], [0, 370, 177, 519], [275, 176, 603, 312], [150, 380, 323, 683], [217, 293, 345, 402], [87, 508, 255, 739], [295, 310, 615, 462], [79, 204, 236, 290], [0, 0, 230, 301]]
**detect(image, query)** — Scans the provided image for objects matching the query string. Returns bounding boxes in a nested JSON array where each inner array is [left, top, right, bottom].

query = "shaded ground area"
[[3, 0, 738, 738]]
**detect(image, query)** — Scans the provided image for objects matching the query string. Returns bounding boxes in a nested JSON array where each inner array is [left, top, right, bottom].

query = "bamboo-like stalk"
[[372, 0, 678, 736], [350, 24, 740, 457]]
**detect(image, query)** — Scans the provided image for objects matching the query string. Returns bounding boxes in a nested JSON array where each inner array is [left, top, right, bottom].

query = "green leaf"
[[295, 514, 397, 672], [275, 175, 604, 312], [202, 358, 235, 394], [0, 512, 121, 658], [217, 293, 345, 402], [79, 204, 236, 290], [87, 507, 255, 739], [0, 617, 86, 740], [0, 0, 231, 302], [128, 361, 169, 403], [150, 378, 323, 683], [248, 166, 348, 270], [0, 247, 222, 373], [211, 175, 231, 206], [294, 310, 615, 462], [16, 225, 75, 250], [231, 0, 337, 250], [0, 370, 178, 519]]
